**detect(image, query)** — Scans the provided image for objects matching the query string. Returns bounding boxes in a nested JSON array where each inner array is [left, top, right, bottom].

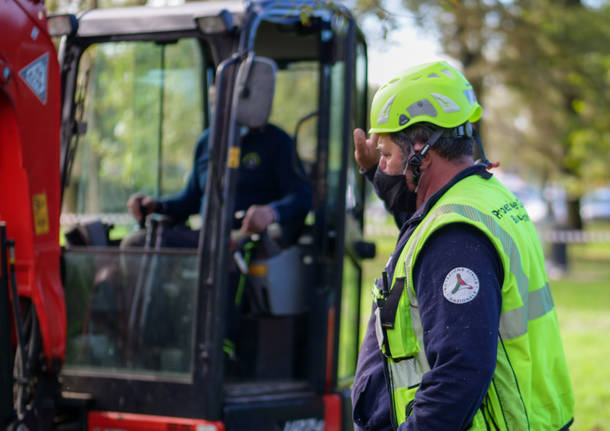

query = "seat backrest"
[[64, 220, 109, 247]]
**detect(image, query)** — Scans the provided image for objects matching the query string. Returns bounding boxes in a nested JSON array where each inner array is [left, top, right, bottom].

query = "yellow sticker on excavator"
[[248, 264, 267, 277], [228, 147, 241, 169], [32, 193, 50, 235]]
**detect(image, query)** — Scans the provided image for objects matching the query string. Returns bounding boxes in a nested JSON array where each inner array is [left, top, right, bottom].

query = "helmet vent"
[[431, 93, 460, 113], [463, 89, 477, 104], [381, 77, 400, 90], [377, 95, 396, 125], [407, 99, 437, 118], [441, 69, 454, 78], [369, 61, 482, 133]]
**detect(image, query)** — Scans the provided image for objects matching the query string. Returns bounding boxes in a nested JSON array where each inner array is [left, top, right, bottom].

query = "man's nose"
[[379, 157, 387, 172]]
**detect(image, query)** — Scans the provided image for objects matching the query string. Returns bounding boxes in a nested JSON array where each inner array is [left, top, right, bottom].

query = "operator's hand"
[[353, 128, 379, 171], [127, 193, 159, 224], [241, 205, 276, 234]]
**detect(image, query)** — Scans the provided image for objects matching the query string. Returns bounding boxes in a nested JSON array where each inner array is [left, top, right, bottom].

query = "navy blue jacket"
[[352, 165, 503, 431], [160, 124, 312, 228]]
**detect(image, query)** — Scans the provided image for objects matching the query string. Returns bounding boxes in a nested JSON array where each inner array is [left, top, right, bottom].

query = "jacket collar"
[[399, 164, 492, 236]]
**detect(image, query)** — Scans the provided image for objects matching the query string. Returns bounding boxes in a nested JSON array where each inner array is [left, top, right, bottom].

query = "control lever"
[[138, 199, 147, 229], [233, 249, 249, 274]]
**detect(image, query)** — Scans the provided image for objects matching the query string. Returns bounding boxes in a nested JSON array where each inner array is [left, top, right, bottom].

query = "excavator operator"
[[123, 122, 312, 366], [124, 123, 312, 248]]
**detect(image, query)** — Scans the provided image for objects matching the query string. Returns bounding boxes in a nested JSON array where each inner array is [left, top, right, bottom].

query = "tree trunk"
[[566, 197, 583, 230]]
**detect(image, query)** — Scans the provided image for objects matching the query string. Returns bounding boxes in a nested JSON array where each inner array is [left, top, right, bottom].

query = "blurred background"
[[355, 4, 610, 431], [47, 0, 609, 429], [354, 2, 610, 430], [352, 3, 610, 430]]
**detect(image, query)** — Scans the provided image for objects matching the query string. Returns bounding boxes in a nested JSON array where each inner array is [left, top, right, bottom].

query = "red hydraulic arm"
[[0, 0, 65, 369]]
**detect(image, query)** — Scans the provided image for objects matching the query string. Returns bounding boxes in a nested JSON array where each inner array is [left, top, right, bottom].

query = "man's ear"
[[422, 151, 432, 167], [419, 145, 434, 169]]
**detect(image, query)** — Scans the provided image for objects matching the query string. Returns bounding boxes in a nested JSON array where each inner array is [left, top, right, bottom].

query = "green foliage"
[[355, 0, 610, 228], [63, 38, 204, 215], [360, 222, 397, 344], [290, 0, 344, 26], [269, 62, 319, 162], [496, 2, 610, 197], [338, 256, 362, 382]]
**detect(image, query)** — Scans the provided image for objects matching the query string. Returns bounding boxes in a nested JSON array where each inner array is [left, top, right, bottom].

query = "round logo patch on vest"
[[442, 267, 480, 304], [242, 152, 261, 169]]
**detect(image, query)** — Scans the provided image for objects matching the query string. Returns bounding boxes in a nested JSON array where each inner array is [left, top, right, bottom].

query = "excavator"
[[1, 0, 65, 428], [1, 0, 373, 429]]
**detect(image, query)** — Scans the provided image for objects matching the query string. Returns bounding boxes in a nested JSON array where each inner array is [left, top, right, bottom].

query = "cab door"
[[58, 34, 221, 418], [323, 13, 371, 410], [335, 34, 369, 391]]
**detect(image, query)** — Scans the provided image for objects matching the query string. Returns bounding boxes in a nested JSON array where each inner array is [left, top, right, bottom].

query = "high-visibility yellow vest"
[[373, 174, 574, 430]]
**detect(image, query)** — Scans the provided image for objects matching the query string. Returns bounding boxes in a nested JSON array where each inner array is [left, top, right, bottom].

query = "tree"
[[355, 0, 610, 229], [495, 1, 610, 228]]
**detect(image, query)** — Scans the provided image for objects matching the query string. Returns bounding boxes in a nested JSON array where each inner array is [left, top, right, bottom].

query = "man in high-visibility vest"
[[351, 61, 574, 430]]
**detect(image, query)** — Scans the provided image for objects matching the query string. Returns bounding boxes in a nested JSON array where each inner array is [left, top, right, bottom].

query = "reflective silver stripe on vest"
[[500, 283, 555, 339], [404, 203, 554, 341], [528, 282, 554, 319], [387, 301, 431, 389], [387, 352, 429, 390], [441, 204, 530, 304], [387, 293, 431, 391]]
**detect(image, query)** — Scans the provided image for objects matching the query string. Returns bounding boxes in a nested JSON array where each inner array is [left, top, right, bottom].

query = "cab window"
[[61, 38, 209, 379]]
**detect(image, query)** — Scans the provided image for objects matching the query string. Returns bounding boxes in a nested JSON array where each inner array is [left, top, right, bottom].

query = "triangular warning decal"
[[19, 52, 49, 105]]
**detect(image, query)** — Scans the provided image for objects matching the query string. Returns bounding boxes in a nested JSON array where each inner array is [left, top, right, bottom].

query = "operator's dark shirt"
[[352, 165, 504, 431], [160, 124, 312, 228]]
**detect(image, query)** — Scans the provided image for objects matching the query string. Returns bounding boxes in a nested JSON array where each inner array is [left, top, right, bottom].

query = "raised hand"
[[353, 128, 379, 171]]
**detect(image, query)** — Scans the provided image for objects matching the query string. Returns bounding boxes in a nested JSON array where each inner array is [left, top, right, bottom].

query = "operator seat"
[[64, 220, 110, 247]]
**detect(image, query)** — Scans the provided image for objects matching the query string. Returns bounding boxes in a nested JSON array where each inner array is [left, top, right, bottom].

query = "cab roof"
[[75, 1, 246, 37]]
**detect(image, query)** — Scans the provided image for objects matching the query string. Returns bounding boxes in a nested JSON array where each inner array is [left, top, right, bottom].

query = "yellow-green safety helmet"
[[369, 61, 482, 134]]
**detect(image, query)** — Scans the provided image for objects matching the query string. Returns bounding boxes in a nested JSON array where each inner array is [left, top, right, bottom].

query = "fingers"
[[141, 196, 158, 212], [353, 129, 367, 163], [353, 128, 379, 171], [241, 205, 275, 234], [127, 193, 144, 221], [353, 128, 366, 151], [241, 207, 256, 233], [127, 193, 158, 223], [353, 128, 366, 168], [368, 133, 379, 150]]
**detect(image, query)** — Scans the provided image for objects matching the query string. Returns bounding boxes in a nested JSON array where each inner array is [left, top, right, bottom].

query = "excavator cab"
[[55, 1, 372, 429]]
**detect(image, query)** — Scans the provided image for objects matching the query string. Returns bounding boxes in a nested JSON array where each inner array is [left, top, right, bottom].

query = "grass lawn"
[[552, 242, 610, 431], [361, 222, 610, 431]]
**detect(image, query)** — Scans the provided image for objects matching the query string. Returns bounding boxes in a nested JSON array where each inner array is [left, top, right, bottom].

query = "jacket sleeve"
[[159, 131, 209, 222], [399, 223, 503, 431], [267, 128, 313, 223]]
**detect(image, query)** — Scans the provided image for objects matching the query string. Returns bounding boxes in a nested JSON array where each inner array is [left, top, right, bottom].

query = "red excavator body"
[[0, 0, 64, 425]]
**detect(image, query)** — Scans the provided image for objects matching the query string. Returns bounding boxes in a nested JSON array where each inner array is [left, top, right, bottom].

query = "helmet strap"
[[473, 128, 499, 168], [407, 128, 444, 187]]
